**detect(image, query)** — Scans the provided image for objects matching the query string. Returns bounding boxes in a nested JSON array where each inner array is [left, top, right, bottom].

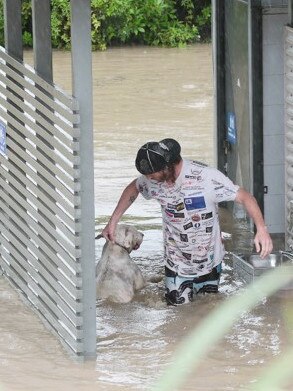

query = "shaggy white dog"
[[96, 224, 145, 303]]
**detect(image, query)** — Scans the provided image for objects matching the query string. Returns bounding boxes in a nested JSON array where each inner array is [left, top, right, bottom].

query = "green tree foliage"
[[0, 0, 211, 50], [21, 0, 33, 46], [174, 0, 211, 41], [91, 0, 201, 49], [51, 0, 71, 48]]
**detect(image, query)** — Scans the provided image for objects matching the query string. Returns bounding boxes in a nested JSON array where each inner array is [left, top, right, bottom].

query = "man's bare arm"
[[102, 179, 139, 241], [235, 188, 273, 257]]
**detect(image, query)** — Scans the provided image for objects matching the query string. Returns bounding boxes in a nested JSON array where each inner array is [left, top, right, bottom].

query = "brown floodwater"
[[0, 44, 292, 391]]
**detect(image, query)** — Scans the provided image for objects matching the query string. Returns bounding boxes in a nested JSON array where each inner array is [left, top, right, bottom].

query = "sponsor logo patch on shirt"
[[183, 222, 193, 230], [184, 196, 206, 210], [173, 212, 185, 218], [192, 258, 208, 264], [201, 212, 213, 220], [180, 233, 188, 242], [191, 214, 201, 222], [176, 202, 185, 211], [182, 252, 192, 260]]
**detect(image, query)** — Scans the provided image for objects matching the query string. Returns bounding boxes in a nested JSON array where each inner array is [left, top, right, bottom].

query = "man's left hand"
[[254, 226, 273, 258]]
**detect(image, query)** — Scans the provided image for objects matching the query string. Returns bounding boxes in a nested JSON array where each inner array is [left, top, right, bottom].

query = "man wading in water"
[[102, 138, 273, 305]]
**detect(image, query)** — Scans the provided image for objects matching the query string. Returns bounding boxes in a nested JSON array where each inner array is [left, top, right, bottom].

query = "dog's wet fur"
[[96, 224, 145, 303]]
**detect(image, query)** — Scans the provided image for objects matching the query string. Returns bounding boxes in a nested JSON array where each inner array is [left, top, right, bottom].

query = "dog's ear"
[[127, 229, 144, 251], [123, 227, 134, 251], [113, 225, 124, 246]]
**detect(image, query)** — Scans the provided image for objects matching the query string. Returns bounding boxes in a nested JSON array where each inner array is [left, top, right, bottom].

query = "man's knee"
[[165, 288, 193, 305]]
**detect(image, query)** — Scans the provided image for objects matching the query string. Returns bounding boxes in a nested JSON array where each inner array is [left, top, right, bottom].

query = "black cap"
[[135, 138, 181, 175]]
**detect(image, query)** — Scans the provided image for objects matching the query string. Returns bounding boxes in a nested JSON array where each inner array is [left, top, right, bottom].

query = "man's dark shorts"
[[165, 263, 222, 305]]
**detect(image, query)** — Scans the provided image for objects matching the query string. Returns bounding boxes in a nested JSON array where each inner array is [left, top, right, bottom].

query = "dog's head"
[[114, 224, 144, 252]]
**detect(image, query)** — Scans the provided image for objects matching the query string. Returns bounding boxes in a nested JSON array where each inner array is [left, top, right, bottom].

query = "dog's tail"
[[95, 234, 104, 240]]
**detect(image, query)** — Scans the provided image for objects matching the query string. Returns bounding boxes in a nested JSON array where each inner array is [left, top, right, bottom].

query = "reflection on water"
[[0, 45, 292, 391]]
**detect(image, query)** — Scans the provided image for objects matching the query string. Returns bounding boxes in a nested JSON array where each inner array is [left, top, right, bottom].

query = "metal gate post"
[[32, 0, 53, 83], [248, 0, 263, 215], [289, 0, 293, 27], [3, 0, 22, 61], [212, 0, 226, 170], [70, 0, 96, 359]]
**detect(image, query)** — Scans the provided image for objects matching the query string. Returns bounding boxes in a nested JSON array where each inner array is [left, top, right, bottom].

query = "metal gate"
[[0, 45, 90, 358], [0, 0, 96, 359]]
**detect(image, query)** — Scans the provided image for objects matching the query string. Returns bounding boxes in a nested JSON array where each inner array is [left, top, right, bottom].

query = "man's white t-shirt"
[[136, 159, 239, 277]]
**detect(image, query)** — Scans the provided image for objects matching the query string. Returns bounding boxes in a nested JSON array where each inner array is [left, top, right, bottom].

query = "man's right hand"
[[102, 221, 116, 242]]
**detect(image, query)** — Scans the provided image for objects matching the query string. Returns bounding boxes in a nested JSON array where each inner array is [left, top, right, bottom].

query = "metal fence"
[[0, 45, 88, 357], [285, 26, 293, 248]]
